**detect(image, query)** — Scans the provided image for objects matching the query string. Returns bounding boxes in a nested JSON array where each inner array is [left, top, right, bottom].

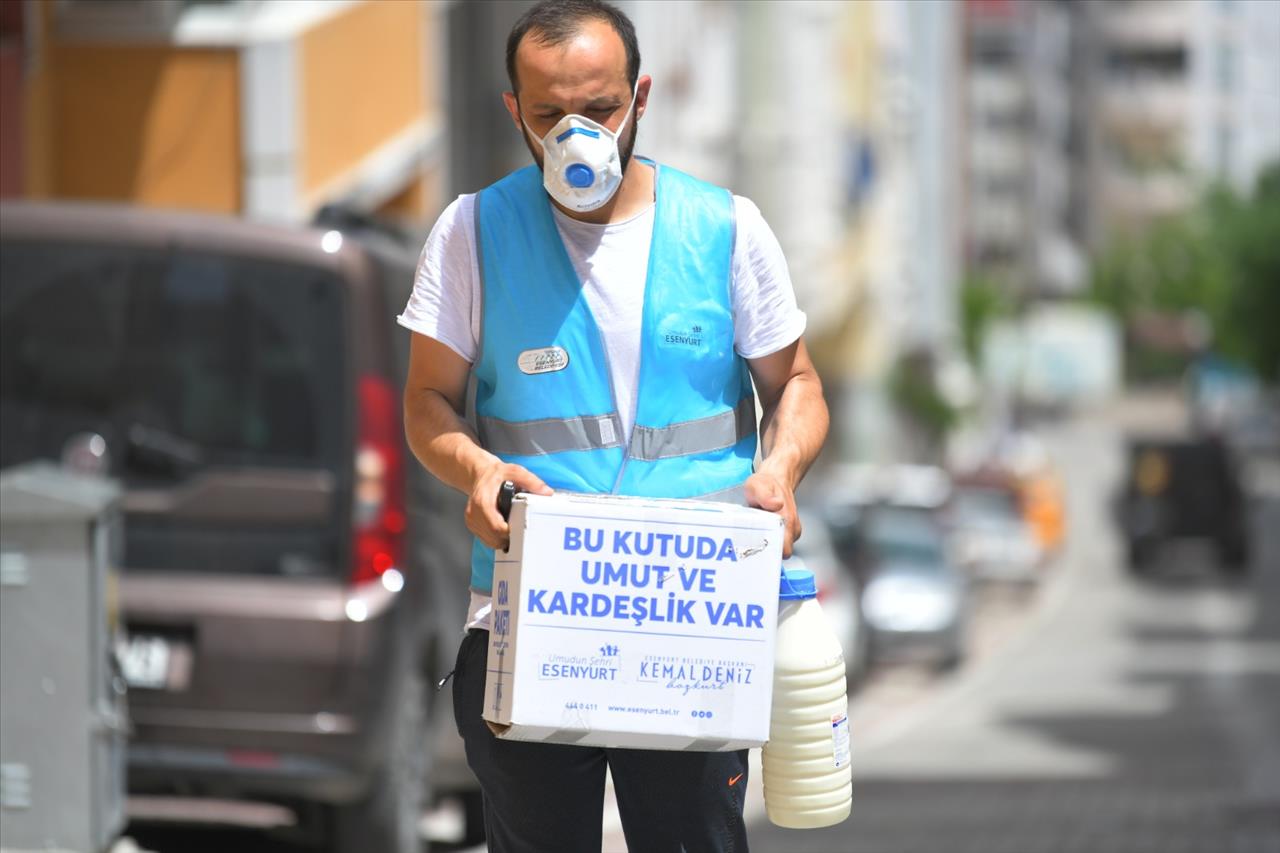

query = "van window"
[[1, 241, 347, 474], [1, 239, 350, 576]]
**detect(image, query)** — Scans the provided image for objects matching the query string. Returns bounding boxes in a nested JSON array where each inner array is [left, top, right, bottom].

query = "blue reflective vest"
[[469, 162, 756, 593]]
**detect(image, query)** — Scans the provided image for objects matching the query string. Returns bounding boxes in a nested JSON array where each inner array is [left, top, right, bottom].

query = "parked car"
[[1187, 356, 1280, 456], [833, 503, 969, 671], [0, 202, 479, 850], [959, 433, 1067, 554], [1115, 435, 1251, 574], [948, 479, 1044, 583], [822, 462, 952, 514], [793, 508, 871, 689], [314, 207, 485, 847]]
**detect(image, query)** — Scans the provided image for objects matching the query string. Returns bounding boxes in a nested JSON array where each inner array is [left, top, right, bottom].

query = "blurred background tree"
[[889, 348, 959, 462], [1210, 164, 1280, 382], [1089, 162, 1280, 382], [959, 273, 1012, 365]]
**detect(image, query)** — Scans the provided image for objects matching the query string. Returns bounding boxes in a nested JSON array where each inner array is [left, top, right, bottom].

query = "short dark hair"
[[506, 0, 641, 94]]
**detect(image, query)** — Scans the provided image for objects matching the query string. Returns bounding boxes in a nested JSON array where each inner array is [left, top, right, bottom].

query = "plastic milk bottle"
[[762, 565, 852, 828]]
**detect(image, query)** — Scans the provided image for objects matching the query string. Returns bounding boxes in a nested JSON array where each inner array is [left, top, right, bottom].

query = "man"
[[400, 1, 828, 849]]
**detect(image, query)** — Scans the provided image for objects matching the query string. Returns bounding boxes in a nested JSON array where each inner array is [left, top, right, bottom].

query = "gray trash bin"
[[1, 463, 127, 853]]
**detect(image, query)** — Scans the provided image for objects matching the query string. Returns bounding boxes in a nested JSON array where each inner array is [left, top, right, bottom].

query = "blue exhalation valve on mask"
[[565, 163, 596, 188]]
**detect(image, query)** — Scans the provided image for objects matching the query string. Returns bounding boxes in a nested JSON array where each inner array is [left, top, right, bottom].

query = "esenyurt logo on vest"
[[663, 324, 704, 348], [657, 303, 731, 358], [517, 346, 570, 375]]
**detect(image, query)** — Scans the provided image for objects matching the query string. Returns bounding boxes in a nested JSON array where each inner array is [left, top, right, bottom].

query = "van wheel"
[[333, 667, 429, 853]]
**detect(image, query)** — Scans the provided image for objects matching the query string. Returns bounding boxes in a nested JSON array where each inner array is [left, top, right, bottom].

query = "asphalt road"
[[746, 404, 1280, 853]]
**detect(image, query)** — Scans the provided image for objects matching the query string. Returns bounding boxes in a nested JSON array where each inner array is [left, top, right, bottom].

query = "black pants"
[[452, 629, 751, 853]]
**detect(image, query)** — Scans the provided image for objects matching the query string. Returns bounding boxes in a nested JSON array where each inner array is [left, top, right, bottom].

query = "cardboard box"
[[483, 492, 784, 750]]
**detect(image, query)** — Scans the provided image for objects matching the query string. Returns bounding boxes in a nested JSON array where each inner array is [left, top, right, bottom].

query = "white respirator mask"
[[522, 87, 639, 212]]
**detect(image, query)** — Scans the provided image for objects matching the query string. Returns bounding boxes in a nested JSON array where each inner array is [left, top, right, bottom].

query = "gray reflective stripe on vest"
[[478, 413, 625, 456], [630, 397, 756, 462]]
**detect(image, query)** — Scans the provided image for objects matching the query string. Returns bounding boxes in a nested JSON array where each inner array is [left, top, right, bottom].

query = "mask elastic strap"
[[519, 110, 540, 146], [614, 83, 640, 139]]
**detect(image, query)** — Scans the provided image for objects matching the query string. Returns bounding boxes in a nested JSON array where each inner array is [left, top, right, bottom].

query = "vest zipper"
[[607, 167, 659, 494], [573, 164, 659, 496]]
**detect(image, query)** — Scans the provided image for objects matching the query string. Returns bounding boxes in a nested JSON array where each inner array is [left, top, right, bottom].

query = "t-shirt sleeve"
[[396, 194, 480, 364], [730, 195, 808, 360]]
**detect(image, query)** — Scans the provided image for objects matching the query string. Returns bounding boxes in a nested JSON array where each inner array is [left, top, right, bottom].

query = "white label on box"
[[832, 710, 851, 769]]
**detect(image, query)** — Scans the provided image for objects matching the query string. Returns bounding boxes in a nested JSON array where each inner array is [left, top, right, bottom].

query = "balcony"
[[1099, 78, 1189, 130], [1099, 1, 1191, 49], [1099, 168, 1195, 224]]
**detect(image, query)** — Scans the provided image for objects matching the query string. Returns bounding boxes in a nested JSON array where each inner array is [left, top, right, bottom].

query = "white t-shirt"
[[397, 168, 806, 630]]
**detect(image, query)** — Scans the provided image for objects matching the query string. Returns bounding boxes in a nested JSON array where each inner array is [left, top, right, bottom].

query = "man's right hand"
[[465, 461, 553, 552]]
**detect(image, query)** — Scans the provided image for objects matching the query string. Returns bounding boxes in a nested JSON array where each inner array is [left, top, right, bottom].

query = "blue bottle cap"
[[565, 163, 595, 188], [779, 567, 817, 600]]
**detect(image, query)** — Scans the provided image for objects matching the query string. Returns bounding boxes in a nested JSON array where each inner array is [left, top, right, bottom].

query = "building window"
[[1216, 44, 1236, 93], [1105, 46, 1187, 84], [983, 175, 1025, 197]]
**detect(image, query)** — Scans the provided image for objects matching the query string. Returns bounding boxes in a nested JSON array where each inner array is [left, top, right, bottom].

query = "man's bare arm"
[[403, 332, 551, 550], [744, 337, 829, 557]]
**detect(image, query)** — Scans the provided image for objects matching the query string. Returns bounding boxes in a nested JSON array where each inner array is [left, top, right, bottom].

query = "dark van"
[[1116, 435, 1251, 574], [0, 202, 477, 851]]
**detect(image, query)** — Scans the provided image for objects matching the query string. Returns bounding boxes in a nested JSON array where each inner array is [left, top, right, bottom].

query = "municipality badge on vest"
[[517, 346, 571, 375]]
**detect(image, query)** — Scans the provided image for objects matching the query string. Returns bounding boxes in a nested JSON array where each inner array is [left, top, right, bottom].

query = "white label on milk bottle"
[[831, 711, 851, 769]]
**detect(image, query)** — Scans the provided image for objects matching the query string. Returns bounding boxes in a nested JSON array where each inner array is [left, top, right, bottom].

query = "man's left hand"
[[744, 471, 801, 558]]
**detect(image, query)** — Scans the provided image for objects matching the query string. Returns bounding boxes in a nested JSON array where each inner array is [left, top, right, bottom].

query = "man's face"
[[503, 19, 649, 175]]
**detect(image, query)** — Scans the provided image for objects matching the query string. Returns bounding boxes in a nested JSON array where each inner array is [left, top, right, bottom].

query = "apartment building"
[[962, 0, 1087, 297], [1084, 0, 1280, 241]]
